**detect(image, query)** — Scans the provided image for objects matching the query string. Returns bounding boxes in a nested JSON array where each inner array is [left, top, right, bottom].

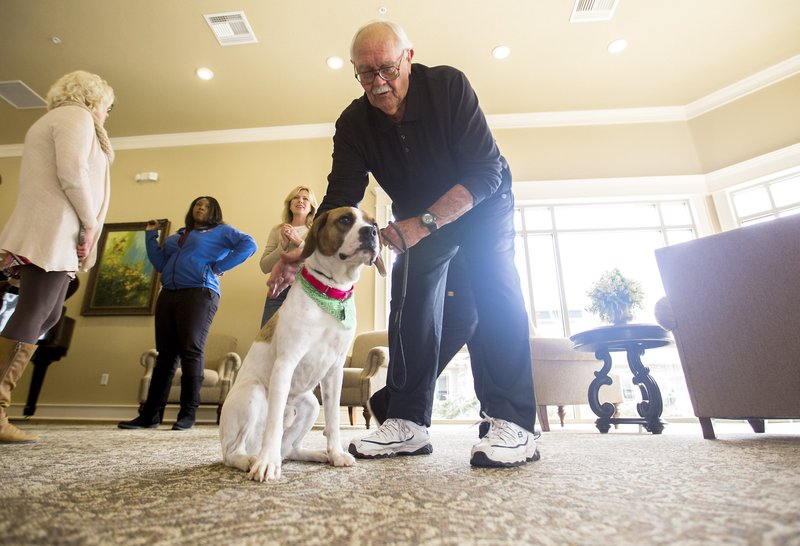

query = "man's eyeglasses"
[[354, 50, 407, 85]]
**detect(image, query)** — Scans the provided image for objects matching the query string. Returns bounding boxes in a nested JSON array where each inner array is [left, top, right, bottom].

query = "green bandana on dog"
[[297, 271, 356, 330]]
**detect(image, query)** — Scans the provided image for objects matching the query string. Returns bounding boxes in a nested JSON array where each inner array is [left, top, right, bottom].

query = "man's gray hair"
[[350, 21, 413, 60]]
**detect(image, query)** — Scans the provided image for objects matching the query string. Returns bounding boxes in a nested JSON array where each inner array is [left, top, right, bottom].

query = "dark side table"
[[570, 324, 673, 434]]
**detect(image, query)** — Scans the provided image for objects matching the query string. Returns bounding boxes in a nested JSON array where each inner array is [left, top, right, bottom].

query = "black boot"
[[172, 375, 203, 431], [118, 364, 175, 429]]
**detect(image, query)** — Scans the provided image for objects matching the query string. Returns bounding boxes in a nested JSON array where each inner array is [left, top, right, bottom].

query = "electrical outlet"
[[100, 373, 109, 386]]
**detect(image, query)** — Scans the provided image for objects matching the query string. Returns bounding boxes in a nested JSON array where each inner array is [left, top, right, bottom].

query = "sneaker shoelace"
[[370, 418, 407, 441], [475, 411, 520, 445]]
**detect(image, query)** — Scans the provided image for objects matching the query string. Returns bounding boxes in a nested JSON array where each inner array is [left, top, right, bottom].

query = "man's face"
[[352, 32, 413, 121]]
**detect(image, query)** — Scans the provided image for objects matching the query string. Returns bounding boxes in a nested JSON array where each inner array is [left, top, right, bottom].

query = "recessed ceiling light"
[[378, 6, 388, 14], [492, 45, 511, 60], [50, 36, 62, 45], [326, 56, 344, 70], [607, 39, 628, 54], [195, 67, 214, 80]]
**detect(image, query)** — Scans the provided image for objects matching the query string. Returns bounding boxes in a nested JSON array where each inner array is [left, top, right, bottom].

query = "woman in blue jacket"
[[119, 196, 256, 431]]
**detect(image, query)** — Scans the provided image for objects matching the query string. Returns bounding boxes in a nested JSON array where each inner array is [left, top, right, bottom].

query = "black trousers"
[[153, 287, 219, 379], [385, 190, 536, 432]]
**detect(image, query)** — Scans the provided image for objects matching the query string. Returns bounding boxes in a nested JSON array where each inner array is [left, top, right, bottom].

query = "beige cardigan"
[[259, 223, 308, 278], [0, 105, 110, 272]]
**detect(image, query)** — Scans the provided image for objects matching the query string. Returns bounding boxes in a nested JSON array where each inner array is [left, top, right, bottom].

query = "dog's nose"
[[359, 225, 378, 241]]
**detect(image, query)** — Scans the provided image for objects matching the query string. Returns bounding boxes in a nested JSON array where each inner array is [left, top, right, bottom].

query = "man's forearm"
[[427, 184, 474, 227]]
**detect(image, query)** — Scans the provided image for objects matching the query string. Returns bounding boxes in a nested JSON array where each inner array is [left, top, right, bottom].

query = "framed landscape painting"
[[81, 221, 170, 316]]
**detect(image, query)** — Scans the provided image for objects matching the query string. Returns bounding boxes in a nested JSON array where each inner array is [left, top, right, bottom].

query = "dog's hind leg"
[[284, 391, 328, 463], [220, 380, 267, 472]]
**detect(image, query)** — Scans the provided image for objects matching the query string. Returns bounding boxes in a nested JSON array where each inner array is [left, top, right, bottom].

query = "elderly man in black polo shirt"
[[271, 21, 539, 467]]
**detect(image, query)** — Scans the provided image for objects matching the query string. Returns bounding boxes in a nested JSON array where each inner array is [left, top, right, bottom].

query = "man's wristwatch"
[[419, 210, 438, 233]]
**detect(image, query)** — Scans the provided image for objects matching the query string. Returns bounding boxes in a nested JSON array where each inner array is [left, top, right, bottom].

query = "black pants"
[[385, 190, 536, 432], [153, 288, 219, 379]]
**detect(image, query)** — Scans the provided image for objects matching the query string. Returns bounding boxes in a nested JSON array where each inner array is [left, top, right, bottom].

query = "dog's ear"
[[373, 223, 387, 277], [300, 211, 328, 261], [374, 253, 387, 277]]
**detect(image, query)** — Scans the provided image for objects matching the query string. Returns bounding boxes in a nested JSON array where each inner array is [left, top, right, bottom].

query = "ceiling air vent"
[[570, 0, 619, 22], [0, 80, 47, 109], [204, 11, 257, 46]]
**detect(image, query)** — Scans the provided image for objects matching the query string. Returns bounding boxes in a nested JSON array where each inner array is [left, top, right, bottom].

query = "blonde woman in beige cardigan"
[[0, 70, 114, 443], [258, 185, 318, 327]]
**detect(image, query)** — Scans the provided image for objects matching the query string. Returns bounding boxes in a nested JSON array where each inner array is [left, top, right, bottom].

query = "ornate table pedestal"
[[570, 324, 673, 434]]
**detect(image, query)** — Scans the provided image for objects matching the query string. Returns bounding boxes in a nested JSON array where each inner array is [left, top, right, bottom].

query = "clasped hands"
[[266, 217, 427, 297], [76, 225, 94, 261], [280, 223, 304, 250]]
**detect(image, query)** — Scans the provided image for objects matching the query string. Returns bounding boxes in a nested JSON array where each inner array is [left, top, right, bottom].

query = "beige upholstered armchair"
[[138, 333, 242, 424], [315, 329, 389, 428], [655, 214, 800, 439], [531, 336, 623, 431]]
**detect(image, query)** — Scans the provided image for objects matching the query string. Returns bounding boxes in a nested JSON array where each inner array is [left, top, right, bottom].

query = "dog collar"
[[300, 266, 354, 301]]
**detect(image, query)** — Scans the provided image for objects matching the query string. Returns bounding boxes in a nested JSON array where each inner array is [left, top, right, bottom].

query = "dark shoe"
[[122, 362, 176, 429], [118, 414, 160, 429], [172, 375, 203, 430]]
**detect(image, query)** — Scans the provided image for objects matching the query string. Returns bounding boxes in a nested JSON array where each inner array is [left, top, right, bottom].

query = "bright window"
[[731, 170, 800, 226]]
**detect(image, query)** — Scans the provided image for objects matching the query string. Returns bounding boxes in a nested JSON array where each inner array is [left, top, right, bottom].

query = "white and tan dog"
[[220, 207, 383, 481]]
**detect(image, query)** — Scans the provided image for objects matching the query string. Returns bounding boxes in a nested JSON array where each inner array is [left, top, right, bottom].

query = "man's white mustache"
[[371, 84, 391, 95]]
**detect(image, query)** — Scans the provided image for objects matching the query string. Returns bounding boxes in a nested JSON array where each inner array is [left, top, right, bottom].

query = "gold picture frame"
[[80, 221, 170, 316]]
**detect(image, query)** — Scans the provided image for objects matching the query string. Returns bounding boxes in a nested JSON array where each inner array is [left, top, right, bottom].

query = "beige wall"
[[0, 138, 379, 410], [0, 78, 797, 415], [688, 75, 800, 172]]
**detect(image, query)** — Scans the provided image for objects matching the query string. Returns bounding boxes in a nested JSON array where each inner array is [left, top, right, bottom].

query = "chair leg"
[[217, 403, 222, 425], [363, 405, 372, 429], [537, 405, 550, 432], [699, 417, 716, 439], [747, 419, 765, 433], [348, 406, 356, 426], [557, 405, 566, 427], [613, 402, 620, 429]]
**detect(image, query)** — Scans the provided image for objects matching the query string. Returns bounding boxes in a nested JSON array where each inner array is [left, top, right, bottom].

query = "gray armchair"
[[138, 333, 242, 424], [655, 214, 800, 439], [315, 329, 389, 428]]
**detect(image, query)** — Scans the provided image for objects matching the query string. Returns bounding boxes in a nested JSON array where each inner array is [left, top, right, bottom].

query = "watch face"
[[422, 213, 434, 225]]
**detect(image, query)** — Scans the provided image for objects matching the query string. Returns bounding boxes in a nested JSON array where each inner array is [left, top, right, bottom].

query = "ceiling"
[[1, 0, 799, 146]]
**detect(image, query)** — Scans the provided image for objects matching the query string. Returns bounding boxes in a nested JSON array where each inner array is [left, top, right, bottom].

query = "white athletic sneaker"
[[348, 418, 432, 458], [470, 413, 540, 468]]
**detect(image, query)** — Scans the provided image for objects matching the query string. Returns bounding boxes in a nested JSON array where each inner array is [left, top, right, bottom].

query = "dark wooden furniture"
[[570, 324, 672, 434]]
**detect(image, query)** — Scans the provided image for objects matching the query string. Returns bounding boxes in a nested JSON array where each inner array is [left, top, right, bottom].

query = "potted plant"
[[586, 268, 644, 325]]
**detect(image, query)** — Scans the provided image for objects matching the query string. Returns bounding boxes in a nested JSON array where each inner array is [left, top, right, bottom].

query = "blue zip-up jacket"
[[146, 224, 257, 295]]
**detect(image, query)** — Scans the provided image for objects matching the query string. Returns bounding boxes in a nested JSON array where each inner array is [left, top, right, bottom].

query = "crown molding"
[[685, 54, 800, 119], [110, 123, 335, 151], [704, 142, 800, 192], [487, 106, 688, 129], [0, 55, 797, 157]]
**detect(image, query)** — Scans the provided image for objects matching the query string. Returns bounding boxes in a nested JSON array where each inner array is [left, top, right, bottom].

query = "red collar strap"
[[300, 266, 354, 300]]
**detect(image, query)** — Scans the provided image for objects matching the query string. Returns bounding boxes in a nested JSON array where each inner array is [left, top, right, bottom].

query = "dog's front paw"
[[329, 450, 356, 468], [248, 457, 282, 481]]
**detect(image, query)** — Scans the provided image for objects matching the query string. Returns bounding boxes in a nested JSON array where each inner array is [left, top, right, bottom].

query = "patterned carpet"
[[1, 421, 799, 546]]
